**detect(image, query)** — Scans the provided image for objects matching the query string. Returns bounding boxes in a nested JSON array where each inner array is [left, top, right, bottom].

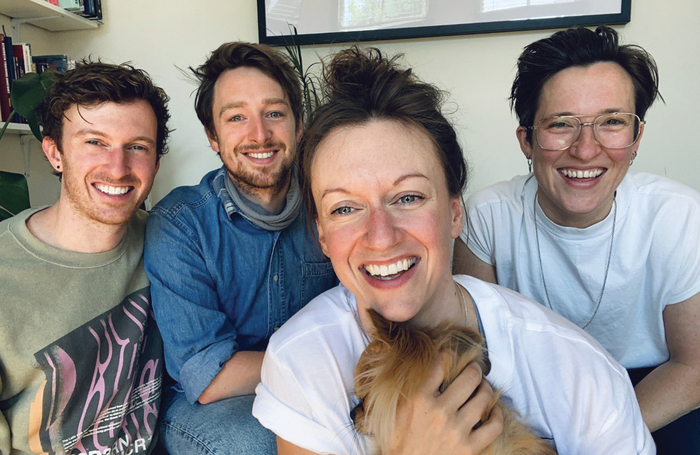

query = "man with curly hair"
[[0, 61, 170, 455]]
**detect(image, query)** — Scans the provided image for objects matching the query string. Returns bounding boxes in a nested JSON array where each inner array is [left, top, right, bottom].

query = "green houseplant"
[[0, 71, 55, 221], [281, 25, 321, 124]]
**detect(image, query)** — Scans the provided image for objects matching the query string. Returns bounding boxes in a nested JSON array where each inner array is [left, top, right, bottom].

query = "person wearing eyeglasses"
[[453, 26, 700, 454]]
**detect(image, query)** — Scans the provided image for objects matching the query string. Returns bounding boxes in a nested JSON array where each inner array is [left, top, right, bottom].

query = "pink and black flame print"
[[31, 288, 163, 455]]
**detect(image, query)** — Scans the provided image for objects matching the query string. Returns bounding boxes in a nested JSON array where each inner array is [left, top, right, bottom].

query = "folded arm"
[[634, 291, 700, 432], [198, 351, 265, 404], [145, 212, 256, 404], [452, 238, 497, 284]]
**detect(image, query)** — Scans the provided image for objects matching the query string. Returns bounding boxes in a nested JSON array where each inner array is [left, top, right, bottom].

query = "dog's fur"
[[352, 309, 556, 455]]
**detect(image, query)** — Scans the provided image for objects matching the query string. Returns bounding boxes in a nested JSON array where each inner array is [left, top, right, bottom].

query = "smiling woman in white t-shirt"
[[252, 45, 654, 455], [454, 26, 700, 455]]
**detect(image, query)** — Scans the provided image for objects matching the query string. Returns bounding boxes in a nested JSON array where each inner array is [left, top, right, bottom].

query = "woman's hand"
[[387, 355, 504, 455]]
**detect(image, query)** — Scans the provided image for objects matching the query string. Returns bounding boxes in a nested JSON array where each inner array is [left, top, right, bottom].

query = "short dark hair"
[[300, 46, 467, 221], [191, 42, 303, 139], [510, 26, 662, 143], [40, 60, 171, 169]]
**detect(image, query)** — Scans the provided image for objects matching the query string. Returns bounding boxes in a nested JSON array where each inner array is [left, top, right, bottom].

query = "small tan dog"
[[353, 309, 556, 455]]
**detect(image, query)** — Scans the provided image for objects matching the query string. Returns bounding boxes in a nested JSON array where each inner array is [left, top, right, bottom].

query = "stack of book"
[[58, 0, 103, 22], [0, 33, 73, 123]]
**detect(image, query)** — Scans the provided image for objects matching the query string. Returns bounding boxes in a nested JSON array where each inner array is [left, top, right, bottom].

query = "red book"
[[13, 43, 33, 77], [47, 0, 59, 5]]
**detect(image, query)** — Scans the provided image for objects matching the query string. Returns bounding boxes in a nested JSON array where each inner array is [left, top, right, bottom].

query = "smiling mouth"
[[94, 183, 133, 195], [560, 168, 604, 179], [246, 151, 276, 159], [363, 257, 417, 280]]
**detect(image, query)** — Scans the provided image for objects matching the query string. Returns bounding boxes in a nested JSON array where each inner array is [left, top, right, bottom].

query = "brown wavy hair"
[[300, 46, 468, 223], [39, 60, 171, 178], [190, 41, 303, 140]]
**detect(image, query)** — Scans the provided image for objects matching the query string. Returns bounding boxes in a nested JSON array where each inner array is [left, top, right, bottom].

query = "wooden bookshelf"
[[0, 0, 97, 32]]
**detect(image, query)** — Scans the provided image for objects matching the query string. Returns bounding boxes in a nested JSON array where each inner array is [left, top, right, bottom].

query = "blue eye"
[[331, 206, 355, 216], [229, 115, 243, 122], [398, 194, 422, 204], [268, 111, 284, 119]]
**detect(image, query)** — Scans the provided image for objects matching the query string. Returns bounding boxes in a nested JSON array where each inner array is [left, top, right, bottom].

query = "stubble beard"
[[62, 167, 144, 227], [225, 142, 295, 199]]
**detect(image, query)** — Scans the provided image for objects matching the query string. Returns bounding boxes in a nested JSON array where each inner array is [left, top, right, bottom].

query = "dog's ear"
[[365, 309, 395, 344]]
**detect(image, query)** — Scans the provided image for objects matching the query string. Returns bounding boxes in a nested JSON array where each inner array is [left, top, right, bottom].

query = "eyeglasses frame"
[[527, 112, 646, 151]]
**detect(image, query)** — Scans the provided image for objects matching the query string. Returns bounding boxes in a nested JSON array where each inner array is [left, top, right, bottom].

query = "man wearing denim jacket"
[[144, 42, 337, 454]]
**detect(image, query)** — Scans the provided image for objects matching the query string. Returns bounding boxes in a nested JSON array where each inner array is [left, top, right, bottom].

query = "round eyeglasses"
[[528, 112, 645, 151]]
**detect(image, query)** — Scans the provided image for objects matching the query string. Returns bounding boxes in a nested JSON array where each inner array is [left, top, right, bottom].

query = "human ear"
[[450, 195, 464, 239], [316, 218, 330, 257], [206, 128, 220, 154], [635, 121, 645, 147], [42, 137, 62, 173], [516, 125, 533, 160], [295, 120, 304, 144]]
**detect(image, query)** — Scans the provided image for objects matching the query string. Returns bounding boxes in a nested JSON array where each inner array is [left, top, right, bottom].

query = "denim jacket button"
[[273, 275, 279, 282], [274, 325, 280, 331]]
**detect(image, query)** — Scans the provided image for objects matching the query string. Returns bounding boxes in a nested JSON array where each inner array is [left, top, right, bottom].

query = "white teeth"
[[248, 151, 274, 159], [95, 184, 130, 195], [562, 168, 603, 179], [365, 258, 416, 278]]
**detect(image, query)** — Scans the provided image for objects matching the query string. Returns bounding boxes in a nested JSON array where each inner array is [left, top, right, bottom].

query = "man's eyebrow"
[[74, 128, 156, 145], [129, 136, 157, 145], [74, 128, 105, 137], [547, 108, 629, 117], [320, 173, 429, 199], [218, 98, 290, 117]]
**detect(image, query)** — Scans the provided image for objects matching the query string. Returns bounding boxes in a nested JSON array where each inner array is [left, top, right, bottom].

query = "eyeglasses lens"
[[536, 113, 640, 150]]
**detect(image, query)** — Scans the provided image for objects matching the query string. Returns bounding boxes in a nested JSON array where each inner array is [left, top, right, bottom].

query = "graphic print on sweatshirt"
[[28, 288, 163, 455]]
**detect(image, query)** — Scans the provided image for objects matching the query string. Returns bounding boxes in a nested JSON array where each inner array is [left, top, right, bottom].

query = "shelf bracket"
[[20, 134, 32, 177], [11, 16, 60, 42]]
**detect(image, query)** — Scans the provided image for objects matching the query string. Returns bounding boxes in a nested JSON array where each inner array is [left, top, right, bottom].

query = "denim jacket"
[[144, 167, 336, 403]]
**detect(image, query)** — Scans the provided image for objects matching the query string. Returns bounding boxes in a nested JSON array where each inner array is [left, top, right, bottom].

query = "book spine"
[[0, 35, 10, 121], [3, 34, 18, 122], [79, 0, 94, 17], [13, 43, 33, 76], [22, 44, 33, 75], [58, 0, 82, 11], [93, 0, 102, 21]]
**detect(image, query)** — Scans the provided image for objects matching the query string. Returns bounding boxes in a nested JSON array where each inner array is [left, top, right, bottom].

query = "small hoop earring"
[[527, 158, 532, 173]]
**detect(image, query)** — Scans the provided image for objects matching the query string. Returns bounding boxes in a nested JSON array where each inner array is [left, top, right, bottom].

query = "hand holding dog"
[[387, 355, 504, 455]]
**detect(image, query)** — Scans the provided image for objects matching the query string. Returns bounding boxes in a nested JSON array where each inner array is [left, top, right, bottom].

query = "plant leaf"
[[10, 71, 56, 142], [0, 170, 30, 221]]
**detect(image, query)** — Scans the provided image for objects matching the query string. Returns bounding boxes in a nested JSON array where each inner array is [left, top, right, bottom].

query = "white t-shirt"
[[462, 172, 700, 369], [253, 275, 654, 455]]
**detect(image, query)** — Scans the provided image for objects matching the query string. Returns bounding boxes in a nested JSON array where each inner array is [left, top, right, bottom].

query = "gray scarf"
[[224, 169, 302, 231]]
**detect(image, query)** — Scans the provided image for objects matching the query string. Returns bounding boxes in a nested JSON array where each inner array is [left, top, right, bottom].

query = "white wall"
[[3, 0, 698, 206]]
